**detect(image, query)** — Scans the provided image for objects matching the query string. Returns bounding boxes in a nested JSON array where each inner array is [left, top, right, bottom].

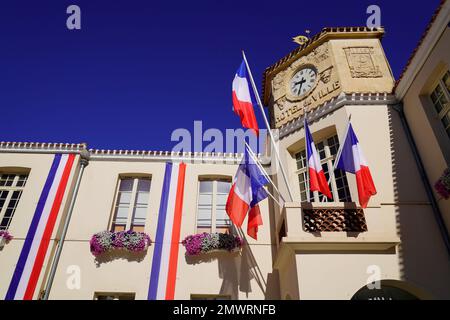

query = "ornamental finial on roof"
[[292, 30, 311, 45]]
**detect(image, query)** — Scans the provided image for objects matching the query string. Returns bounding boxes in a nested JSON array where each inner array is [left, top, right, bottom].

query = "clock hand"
[[295, 78, 306, 95]]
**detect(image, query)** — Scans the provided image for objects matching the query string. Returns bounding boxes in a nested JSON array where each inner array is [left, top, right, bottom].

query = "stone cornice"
[[0, 141, 248, 164], [277, 92, 397, 139]]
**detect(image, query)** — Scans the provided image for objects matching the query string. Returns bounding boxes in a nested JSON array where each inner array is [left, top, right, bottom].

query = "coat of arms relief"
[[343, 46, 383, 78]]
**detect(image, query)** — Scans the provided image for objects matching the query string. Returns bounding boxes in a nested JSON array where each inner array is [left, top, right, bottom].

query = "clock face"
[[290, 67, 317, 96]]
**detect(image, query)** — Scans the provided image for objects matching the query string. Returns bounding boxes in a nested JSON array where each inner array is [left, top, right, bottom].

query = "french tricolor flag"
[[232, 60, 259, 136], [335, 123, 377, 208], [305, 119, 332, 199], [226, 147, 268, 240]]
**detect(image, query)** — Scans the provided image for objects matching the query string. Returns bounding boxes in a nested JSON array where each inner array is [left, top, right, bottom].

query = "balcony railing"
[[302, 206, 368, 232]]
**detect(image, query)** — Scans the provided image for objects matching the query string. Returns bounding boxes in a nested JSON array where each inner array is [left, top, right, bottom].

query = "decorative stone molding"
[[278, 92, 397, 139], [0, 141, 253, 164], [343, 46, 383, 78]]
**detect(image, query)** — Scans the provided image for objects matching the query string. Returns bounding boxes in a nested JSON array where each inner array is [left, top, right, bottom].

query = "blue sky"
[[0, 0, 440, 151]]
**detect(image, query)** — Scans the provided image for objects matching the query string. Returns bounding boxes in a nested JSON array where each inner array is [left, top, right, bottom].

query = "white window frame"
[[295, 134, 352, 203], [195, 178, 231, 233], [430, 70, 450, 137], [110, 176, 151, 231], [0, 173, 28, 230]]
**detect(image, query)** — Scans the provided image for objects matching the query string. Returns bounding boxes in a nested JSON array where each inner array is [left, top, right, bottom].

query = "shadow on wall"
[[185, 234, 280, 299], [388, 107, 450, 299], [93, 250, 148, 267]]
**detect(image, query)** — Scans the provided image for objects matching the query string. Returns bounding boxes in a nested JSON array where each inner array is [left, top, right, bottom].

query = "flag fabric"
[[335, 123, 377, 208], [232, 60, 259, 136], [304, 119, 332, 199], [148, 162, 186, 300], [5, 153, 75, 300], [225, 147, 268, 240]]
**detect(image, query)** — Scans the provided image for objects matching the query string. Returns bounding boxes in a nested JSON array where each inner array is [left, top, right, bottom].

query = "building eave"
[[394, 0, 449, 100]]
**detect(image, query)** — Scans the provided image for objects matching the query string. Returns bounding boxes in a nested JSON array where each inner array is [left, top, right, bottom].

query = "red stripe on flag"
[[355, 165, 377, 208], [232, 92, 259, 136], [225, 184, 249, 227], [165, 163, 186, 300], [247, 205, 263, 240], [24, 154, 75, 300], [309, 167, 332, 199]]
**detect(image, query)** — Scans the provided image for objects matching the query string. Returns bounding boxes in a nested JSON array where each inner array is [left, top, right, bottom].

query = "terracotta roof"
[[394, 0, 447, 91], [261, 26, 386, 105]]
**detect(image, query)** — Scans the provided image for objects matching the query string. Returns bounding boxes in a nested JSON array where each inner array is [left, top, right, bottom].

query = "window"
[[430, 70, 450, 137], [295, 134, 351, 202], [196, 179, 231, 234], [94, 292, 135, 300], [190, 294, 231, 300], [0, 173, 28, 230], [111, 177, 151, 232]]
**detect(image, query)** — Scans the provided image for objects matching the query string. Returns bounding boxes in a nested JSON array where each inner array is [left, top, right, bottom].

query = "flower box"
[[90, 230, 151, 257], [182, 232, 243, 256], [0, 230, 13, 249], [435, 168, 450, 200]]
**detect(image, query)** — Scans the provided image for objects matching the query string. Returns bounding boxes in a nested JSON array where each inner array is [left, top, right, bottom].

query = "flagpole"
[[303, 114, 311, 202], [326, 114, 352, 189], [244, 142, 286, 204], [242, 50, 294, 202]]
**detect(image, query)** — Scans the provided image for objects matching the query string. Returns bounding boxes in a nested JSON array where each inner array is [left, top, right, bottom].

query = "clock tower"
[[263, 27, 395, 132]]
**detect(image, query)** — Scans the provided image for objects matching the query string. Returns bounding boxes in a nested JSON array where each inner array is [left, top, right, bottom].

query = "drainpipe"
[[42, 150, 90, 300], [392, 103, 450, 257]]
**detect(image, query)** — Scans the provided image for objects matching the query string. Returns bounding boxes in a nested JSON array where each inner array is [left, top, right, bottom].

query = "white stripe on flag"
[[232, 75, 252, 103], [233, 168, 252, 206]]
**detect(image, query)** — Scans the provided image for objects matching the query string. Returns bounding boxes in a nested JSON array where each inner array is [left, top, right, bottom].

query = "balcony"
[[275, 202, 400, 256]]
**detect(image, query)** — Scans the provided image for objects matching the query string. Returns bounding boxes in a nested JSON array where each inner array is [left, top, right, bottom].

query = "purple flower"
[[182, 232, 242, 256], [435, 168, 450, 200], [90, 230, 152, 256], [0, 230, 13, 242]]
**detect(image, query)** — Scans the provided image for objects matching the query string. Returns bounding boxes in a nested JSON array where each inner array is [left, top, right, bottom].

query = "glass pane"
[[198, 194, 212, 205], [135, 192, 149, 205], [119, 179, 133, 191], [197, 207, 212, 224], [117, 192, 132, 205], [137, 179, 151, 192], [199, 181, 213, 193], [132, 206, 147, 220], [296, 150, 307, 169], [443, 71, 450, 93], [0, 190, 9, 210], [442, 112, 450, 127], [217, 181, 231, 194], [216, 194, 228, 206], [114, 207, 129, 222], [333, 168, 352, 202]]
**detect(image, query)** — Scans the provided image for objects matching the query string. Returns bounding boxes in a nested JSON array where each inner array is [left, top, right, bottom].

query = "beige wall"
[[402, 27, 450, 232], [46, 158, 275, 300], [0, 152, 80, 299]]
